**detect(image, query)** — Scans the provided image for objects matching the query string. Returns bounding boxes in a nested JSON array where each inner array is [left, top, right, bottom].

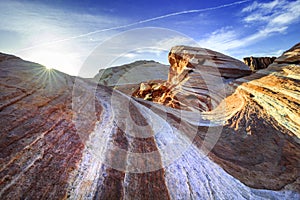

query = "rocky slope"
[[243, 56, 276, 71], [0, 54, 88, 199], [0, 43, 300, 199]]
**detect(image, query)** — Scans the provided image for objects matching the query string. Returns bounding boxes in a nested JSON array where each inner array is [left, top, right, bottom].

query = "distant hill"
[[92, 60, 169, 86]]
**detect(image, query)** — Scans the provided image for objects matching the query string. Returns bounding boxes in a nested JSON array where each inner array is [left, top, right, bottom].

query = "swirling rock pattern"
[[134, 46, 252, 111], [0, 43, 300, 200]]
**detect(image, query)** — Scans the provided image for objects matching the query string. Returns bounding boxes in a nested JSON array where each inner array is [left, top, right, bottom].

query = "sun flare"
[[45, 65, 53, 70]]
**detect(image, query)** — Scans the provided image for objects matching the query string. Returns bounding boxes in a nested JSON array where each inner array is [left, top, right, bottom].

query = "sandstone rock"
[[243, 56, 276, 70], [134, 46, 252, 111], [1, 41, 300, 200], [272, 42, 300, 64], [202, 43, 300, 192], [132, 43, 300, 194], [0, 53, 92, 199]]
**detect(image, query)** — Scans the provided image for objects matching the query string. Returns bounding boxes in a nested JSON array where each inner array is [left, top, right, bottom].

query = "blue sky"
[[0, 0, 299, 77]]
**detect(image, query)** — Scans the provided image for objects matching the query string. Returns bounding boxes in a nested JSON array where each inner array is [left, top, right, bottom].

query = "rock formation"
[[0, 54, 87, 199], [272, 43, 300, 64], [0, 42, 300, 199], [133, 46, 252, 111], [243, 56, 276, 71]]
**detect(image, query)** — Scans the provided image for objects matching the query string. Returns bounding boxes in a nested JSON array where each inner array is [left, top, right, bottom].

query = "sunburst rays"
[[29, 65, 67, 93]]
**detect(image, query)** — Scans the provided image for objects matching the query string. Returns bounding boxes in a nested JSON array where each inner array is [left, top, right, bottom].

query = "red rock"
[[0, 42, 300, 199], [133, 46, 252, 111]]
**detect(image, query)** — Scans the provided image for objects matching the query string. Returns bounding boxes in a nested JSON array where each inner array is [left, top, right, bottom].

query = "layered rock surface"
[[273, 42, 300, 64], [134, 46, 252, 111], [243, 56, 276, 71], [0, 43, 300, 200], [0, 53, 89, 199]]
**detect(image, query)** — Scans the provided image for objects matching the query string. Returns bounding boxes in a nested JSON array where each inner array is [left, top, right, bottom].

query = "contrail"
[[16, 0, 251, 53]]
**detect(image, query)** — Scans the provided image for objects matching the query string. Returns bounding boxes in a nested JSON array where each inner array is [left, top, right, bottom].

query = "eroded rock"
[[243, 56, 276, 70], [134, 46, 252, 111], [273, 42, 300, 64], [1, 42, 300, 200]]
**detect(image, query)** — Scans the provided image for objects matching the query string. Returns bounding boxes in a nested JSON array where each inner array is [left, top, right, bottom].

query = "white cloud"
[[242, 0, 284, 12], [198, 27, 243, 53], [155, 36, 197, 49], [0, 1, 124, 35], [199, 0, 300, 55], [123, 53, 137, 58], [121, 49, 166, 59], [243, 0, 300, 26], [242, 1, 259, 12], [249, 49, 284, 57], [244, 14, 270, 22]]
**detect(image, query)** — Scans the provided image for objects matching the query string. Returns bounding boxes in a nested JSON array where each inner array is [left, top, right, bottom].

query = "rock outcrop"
[[0, 53, 89, 199], [243, 56, 276, 71], [134, 46, 252, 111], [0, 42, 300, 199], [272, 43, 300, 64]]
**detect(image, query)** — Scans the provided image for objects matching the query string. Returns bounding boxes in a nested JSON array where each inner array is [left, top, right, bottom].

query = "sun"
[[45, 65, 53, 70], [25, 50, 77, 75]]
